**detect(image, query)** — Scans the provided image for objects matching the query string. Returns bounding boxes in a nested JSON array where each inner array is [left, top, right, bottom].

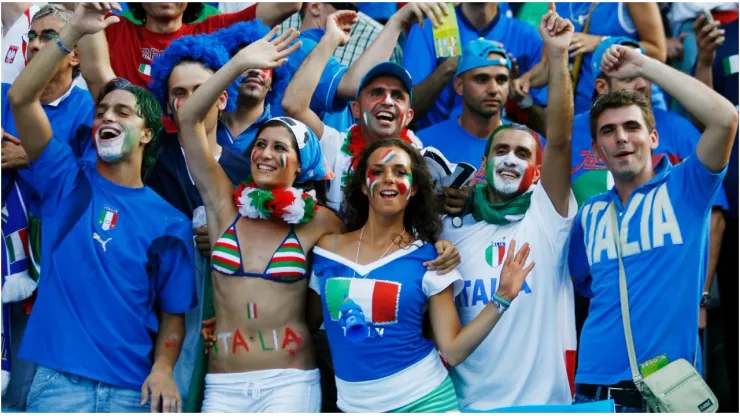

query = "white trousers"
[[202, 368, 321, 413]]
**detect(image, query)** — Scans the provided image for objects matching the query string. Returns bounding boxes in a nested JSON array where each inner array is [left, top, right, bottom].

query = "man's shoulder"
[[141, 187, 192, 230], [417, 118, 458, 137], [495, 15, 540, 40]]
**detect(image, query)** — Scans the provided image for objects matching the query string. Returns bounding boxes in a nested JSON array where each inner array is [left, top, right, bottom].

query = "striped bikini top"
[[211, 215, 308, 283]]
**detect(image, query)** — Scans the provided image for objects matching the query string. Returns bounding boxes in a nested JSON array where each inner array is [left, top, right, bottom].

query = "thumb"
[[103, 15, 120, 27], [140, 380, 149, 405], [677, 32, 688, 41]]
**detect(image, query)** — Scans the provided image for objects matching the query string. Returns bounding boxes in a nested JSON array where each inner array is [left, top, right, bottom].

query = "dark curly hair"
[[148, 33, 238, 115], [129, 2, 204, 24], [211, 20, 292, 110], [344, 139, 443, 244], [242, 119, 329, 206], [96, 78, 163, 177]]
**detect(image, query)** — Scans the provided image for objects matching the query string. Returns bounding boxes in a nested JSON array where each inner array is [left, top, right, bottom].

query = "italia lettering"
[[582, 183, 683, 265], [455, 278, 531, 308], [212, 327, 302, 356]]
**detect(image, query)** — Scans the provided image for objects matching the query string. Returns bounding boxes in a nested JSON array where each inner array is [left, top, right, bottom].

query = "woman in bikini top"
[[176, 27, 345, 412]]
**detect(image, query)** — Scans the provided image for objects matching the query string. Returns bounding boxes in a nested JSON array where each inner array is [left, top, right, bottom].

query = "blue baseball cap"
[[455, 38, 512, 77], [592, 36, 644, 75], [356, 62, 414, 101]]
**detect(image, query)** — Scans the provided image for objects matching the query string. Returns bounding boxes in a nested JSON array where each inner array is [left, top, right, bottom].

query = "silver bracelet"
[[55, 36, 73, 55]]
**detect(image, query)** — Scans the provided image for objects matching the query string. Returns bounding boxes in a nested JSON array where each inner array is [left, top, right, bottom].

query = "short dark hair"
[[96, 78, 163, 175], [344, 139, 443, 244], [590, 90, 655, 142], [484, 123, 543, 166], [129, 3, 204, 24]]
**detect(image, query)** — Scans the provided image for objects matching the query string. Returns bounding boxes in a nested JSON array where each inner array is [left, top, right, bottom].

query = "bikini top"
[[211, 214, 308, 283]]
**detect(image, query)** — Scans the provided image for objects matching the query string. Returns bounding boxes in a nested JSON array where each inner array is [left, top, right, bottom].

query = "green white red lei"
[[233, 181, 317, 224]]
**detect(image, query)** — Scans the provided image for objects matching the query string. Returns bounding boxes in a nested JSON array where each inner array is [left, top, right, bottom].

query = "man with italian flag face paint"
[[439, 8, 581, 410]]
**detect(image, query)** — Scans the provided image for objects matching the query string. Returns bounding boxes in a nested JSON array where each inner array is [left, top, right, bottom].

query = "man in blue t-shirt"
[[403, 2, 546, 130], [694, 15, 739, 413], [417, 39, 513, 167], [568, 42, 737, 412], [570, 37, 729, 339], [8, 4, 197, 412]]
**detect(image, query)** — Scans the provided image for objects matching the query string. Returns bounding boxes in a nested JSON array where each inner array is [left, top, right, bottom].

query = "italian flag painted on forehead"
[[380, 149, 397, 164]]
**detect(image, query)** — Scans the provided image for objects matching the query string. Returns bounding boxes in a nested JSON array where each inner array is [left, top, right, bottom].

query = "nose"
[[382, 93, 393, 106], [614, 126, 629, 144]]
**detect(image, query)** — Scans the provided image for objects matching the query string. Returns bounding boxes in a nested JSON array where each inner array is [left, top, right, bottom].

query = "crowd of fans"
[[1, 1, 737, 413]]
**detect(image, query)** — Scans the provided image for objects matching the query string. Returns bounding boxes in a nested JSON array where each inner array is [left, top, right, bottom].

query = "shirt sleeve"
[[28, 135, 84, 209], [403, 22, 436, 88], [672, 153, 728, 215], [311, 48, 349, 114], [193, 4, 257, 33], [422, 268, 464, 298], [567, 212, 594, 298], [319, 124, 344, 171], [152, 219, 198, 314], [529, 181, 577, 252]]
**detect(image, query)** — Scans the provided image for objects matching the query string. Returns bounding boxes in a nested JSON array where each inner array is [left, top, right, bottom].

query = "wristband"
[[55, 36, 73, 55], [490, 294, 511, 314]]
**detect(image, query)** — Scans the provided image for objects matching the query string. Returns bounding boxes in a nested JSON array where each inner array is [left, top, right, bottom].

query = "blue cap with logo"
[[356, 61, 414, 101], [592, 36, 644, 75], [455, 38, 512, 77]]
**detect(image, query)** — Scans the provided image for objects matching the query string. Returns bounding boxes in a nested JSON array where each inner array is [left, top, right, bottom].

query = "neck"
[[613, 168, 656, 205], [39, 72, 73, 105], [363, 209, 407, 246], [461, 3, 499, 29], [228, 98, 266, 126], [459, 110, 502, 138], [145, 15, 183, 34], [96, 158, 144, 188], [358, 124, 398, 147], [486, 186, 515, 204], [299, 17, 321, 31]]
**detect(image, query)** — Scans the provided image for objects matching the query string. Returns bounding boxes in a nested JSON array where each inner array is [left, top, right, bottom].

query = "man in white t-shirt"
[[440, 9, 577, 410]]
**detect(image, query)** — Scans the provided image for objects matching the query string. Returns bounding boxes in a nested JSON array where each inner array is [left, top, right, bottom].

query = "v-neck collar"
[[313, 241, 423, 277]]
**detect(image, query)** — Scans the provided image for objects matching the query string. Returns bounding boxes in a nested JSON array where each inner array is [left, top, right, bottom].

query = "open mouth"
[[379, 189, 399, 199], [614, 150, 634, 160], [375, 111, 395, 123], [97, 125, 122, 141]]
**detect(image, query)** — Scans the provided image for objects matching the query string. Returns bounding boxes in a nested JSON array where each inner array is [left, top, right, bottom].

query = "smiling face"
[[250, 125, 300, 189], [485, 129, 540, 197], [168, 62, 226, 130], [363, 146, 416, 216], [238, 67, 272, 102], [93, 90, 152, 163], [352, 76, 413, 141], [593, 104, 658, 182]]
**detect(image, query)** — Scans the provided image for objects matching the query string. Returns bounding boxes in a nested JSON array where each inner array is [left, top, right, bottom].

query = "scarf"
[[472, 183, 533, 225]]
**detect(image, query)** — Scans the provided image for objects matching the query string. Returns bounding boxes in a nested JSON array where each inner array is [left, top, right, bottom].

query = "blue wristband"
[[55, 36, 73, 55], [491, 294, 511, 308]]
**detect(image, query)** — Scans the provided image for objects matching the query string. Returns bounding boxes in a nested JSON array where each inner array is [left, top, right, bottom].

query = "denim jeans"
[[26, 366, 149, 413], [573, 391, 645, 413]]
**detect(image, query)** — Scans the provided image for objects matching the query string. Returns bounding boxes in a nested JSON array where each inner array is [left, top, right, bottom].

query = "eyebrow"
[[95, 103, 136, 112]]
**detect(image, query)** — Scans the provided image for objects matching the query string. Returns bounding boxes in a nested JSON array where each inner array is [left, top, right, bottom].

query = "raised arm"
[[601, 45, 738, 172], [1, 2, 31, 36], [282, 11, 356, 138], [625, 2, 667, 62], [8, 2, 120, 161], [77, 30, 117, 101], [255, 2, 302, 27], [336, 3, 448, 100], [538, 7, 574, 217]]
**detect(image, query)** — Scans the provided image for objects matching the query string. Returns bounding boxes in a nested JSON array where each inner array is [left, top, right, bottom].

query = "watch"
[[700, 292, 710, 308]]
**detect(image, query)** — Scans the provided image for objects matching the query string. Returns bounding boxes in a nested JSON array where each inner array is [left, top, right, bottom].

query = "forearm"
[[705, 209, 726, 291], [641, 57, 736, 134], [638, 40, 667, 63], [337, 18, 405, 99], [77, 31, 117, 101], [411, 58, 457, 121], [1, 2, 31, 34], [255, 2, 301, 27], [440, 303, 502, 366], [695, 61, 714, 90], [544, 50, 572, 147], [152, 312, 186, 372]]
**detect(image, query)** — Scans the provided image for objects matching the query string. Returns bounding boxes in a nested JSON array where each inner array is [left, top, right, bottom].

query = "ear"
[[351, 100, 361, 120], [649, 128, 659, 151], [69, 48, 80, 68], [307, 2, 322, 17], [139, 128, 154, 146], [361, 178, 369, 197], [531, 164, 542, 184], [453, 76, 463, 97], [594, 77, 609, 95], [217, 91, 228, 112], [403, 108, 414, 128]]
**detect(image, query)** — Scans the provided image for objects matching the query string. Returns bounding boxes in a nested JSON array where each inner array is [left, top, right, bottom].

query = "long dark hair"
[[244, 119, 329, 206], [345, 139, 443, 243], [129, 3, 204, 24]]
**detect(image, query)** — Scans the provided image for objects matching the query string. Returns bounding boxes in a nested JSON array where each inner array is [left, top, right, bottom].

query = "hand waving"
[[70, 2, 121, 35], [600, 44, 647, 80], [539, 3, 574, 53], [495, 239, 535, 302], [236, 26, 302, 70], [393, 2, 449, 29], [326, 10, 358, 47]]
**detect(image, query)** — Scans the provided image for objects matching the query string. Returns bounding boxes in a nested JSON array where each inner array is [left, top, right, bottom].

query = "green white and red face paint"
[[171, 98, 182, 114], [95, 123, 138, 162], [487, 151, 536, 195], [279, 154, 287, 169], [366, 148, 413, 199], [399, 172, 413, 200]]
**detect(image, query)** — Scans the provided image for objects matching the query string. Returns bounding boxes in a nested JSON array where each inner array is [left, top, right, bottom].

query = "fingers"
[[506, 239, 517, 263], [140, 382, 149, 406], [411, 5, 425, 28], [523, 261, 536, 276], [277, 40, 302, 61], [263, 24, 281, 41], [514, 243, 531, 265], [103, 15, 120, 27], [548, 2, 556, 12], [426, 2, 447, 28], [150, 386, 161, 412], [694, 14, 706, 33], [273, 27, 297, 48]]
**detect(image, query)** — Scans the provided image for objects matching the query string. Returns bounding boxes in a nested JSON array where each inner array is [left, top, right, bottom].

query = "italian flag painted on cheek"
[[398, 173, 412, 200]]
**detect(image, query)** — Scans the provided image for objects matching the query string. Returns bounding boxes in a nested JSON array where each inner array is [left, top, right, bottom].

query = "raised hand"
[[325, 10, 358, 47], [235, 26, 302, 70], [694, 14, 725, 66], [539, 4, 574, 54], [392, 2, 449, 29], [600, 44, 647, 80], [70, 2, 121, 35], [495, 239, 535, 302]]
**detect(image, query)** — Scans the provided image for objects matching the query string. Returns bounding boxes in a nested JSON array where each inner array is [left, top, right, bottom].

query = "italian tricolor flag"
[[98, 210, 118, 231], [4, 229, 28, 263], [723, 55, 738, 76], [325, 278, 400, 324], [139, 64, 151, 76]]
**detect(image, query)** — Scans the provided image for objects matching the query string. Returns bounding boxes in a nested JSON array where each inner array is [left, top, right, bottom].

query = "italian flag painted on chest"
[[325, 278, 401, 324]]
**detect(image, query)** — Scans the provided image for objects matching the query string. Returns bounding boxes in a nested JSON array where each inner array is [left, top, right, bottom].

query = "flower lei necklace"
[[339, 124, 414, 188], [233, 179, 318, 224]]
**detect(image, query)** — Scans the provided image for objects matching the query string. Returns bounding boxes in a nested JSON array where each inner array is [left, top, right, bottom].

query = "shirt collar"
[[456, 5, 502, 37], [44, 82, 76, 107], [300, 28, 325, 43], [607, 154, 673, 201]]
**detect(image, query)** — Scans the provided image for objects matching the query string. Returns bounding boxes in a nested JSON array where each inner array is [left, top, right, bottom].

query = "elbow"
[[722, 105, 739, 131], [440, 352, 463, 368], [7, 84, 30, 109], [711, 209, 726, 237], [281, 94, 305, 118]]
